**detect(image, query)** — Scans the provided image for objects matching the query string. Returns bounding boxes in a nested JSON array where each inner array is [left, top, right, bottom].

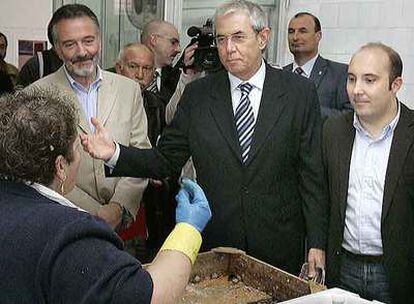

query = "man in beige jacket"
[[32, 4, 150, 229]]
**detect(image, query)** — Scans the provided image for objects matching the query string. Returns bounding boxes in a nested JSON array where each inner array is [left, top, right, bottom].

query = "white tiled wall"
[[278, 0, 414, 108]]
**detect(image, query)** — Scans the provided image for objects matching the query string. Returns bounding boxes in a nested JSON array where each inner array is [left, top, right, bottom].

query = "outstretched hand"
[[79, 117, 116, 161]]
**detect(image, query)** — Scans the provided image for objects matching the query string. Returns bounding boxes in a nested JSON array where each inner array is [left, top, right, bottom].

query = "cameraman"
[[166, 42, 201, 124]]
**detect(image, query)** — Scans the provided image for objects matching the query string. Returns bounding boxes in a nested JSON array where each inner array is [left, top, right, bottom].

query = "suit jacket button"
[[335, 251, 340, 255]]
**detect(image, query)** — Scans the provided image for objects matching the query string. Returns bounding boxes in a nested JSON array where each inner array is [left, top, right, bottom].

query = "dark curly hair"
[[0, 87, 79, 185]]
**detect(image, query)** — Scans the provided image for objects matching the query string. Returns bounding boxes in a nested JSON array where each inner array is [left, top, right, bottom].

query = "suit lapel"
[[97, 71, 117, 127], [382, 104, 414, 222], [247, 66, 288, 165], [338, 114, 355, 222], [310, 56, 328, 89], [209, 71, 242, 161]]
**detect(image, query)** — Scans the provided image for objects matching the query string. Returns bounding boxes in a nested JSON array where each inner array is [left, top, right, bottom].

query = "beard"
[[65, 53, 99, 78]]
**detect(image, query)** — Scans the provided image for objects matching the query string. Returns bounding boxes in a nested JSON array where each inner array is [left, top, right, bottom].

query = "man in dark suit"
[[323, 42, 413, 303], [284, 12, 352, 121], [81, 0, 328, 276]]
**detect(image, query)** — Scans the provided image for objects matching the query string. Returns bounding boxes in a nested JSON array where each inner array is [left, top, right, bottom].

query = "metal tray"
[[179, 247, 325, 303]]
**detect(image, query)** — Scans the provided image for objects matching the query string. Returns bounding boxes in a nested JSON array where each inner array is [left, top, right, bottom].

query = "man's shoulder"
[[324, 112, 353, 134], [320, 56, 348, 71], [185, 69, 227, 91], [269, 64, 315, 90], [30, 67, 70, 92], [6, 62, 18, 76], [399, 102, 414, 125], [101, 69, 139, 89], [282, 62, 293, 71]]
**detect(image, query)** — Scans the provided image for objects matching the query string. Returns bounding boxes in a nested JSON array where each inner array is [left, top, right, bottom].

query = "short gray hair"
[[214, 0, 268, 33], [116, 43, 154, 64], [50, 4, 100, 45]]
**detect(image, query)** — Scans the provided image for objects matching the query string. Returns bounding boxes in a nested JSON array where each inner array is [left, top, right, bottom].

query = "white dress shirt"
[[155, 67, 162, 91], [342, 104, 400, 255], [228, 59, 266, 120], [63, 66, 103, 132], [292, 54, 318, 79]]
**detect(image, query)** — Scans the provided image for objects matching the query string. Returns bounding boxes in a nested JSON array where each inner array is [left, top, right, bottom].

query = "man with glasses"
[[141, 20, 181, 102], [81, 0, 328, 277]]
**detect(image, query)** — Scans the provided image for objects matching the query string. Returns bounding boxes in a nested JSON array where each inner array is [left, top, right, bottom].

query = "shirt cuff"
[[105, 141, 120, 173]]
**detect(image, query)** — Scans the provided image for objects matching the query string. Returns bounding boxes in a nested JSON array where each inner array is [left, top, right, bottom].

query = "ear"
[[54, 155, 67, 181], [54, 43, 65, 61], [316, 30, 322, 43], [257, 27, 271, 51], [115, 61, 122, 75], [391, 76, 403, 94], [149, 34, 158, 48]]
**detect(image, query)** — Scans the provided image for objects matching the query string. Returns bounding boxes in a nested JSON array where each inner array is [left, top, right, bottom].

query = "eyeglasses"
[[126, 62, 154, 75], [215, 32, 258, 47], [154, 34, 180, 47]]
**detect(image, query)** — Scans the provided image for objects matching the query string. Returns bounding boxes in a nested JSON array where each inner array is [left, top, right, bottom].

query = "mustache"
[[70, 54, 96, 64]]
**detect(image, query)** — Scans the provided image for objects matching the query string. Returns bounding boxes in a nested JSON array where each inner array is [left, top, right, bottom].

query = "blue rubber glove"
[[175, 178, 212, 232]]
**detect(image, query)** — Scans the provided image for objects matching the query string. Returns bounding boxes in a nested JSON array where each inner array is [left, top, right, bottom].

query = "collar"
[[29, 182, 86, 212], [63, 65, 103, 91], [353, 101, 401, 140], [228, 59, 266, 92], [293, 54, 319, 78]]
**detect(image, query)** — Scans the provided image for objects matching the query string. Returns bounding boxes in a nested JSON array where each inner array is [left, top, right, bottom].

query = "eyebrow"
[[216, 30, 245, 37], [61, 35, 96, 44], [347, 72, 379, 78]]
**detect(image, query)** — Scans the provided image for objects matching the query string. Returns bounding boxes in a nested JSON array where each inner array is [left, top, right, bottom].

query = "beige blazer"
[[32, 67, 151, 217]]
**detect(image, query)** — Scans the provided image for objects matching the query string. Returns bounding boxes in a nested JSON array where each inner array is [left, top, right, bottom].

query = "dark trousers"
[[339, 251, 392, 303]]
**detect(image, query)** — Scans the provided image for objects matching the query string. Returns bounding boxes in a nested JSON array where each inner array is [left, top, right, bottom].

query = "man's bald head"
[[140, 20, 180, 68]]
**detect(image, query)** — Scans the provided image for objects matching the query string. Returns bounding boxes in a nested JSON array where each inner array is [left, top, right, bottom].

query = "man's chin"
[[70, 66, 95, 78]]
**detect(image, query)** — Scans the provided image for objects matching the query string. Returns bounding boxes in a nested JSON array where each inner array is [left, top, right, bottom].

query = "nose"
[[136, 67, 144, 80], [348, 79, 363, 97], [225, 37, 236, 53], [175, 43, 181, 54], [75, 41, 88, 56], [292, 30, 299, 41]]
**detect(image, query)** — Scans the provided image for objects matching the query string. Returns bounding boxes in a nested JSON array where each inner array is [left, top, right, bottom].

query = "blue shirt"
[[342, 103, 400, 255], [63, 66, 102, 132]]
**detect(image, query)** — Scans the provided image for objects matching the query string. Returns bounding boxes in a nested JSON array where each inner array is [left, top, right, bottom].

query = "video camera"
[[178, 19, 223, 73]]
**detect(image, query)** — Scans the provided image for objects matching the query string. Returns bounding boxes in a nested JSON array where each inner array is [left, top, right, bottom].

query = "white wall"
[[0, 0, 52, 67], [278, 0, 414, 108]]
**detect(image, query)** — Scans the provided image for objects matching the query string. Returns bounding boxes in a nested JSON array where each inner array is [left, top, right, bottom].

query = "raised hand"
[[79, 117, 116, 161]]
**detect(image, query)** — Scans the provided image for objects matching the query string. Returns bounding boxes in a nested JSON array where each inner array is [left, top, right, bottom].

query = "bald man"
[[140, 20, 181, 102]]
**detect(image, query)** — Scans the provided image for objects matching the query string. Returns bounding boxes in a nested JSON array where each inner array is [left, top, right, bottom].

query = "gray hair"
[[50, 4, 100, 45], [214, 0, 268, 33], [116, 43, 154, 63]]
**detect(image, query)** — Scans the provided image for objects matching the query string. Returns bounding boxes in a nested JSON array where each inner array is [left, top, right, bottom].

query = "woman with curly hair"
[[0, 87, 211, 303]]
